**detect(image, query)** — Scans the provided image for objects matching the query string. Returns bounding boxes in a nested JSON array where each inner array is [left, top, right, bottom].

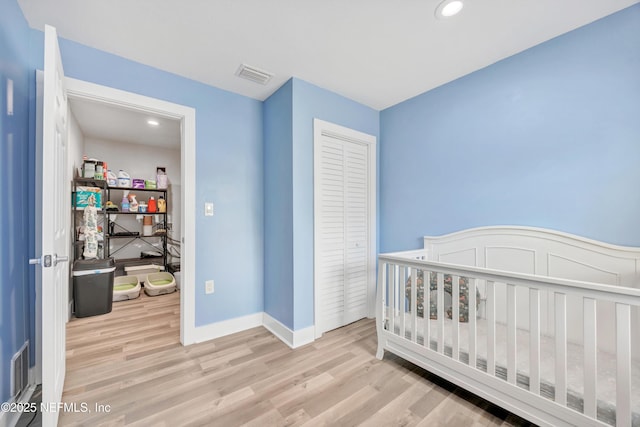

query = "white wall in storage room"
[[84, 137, 181, 262], [68, 110, 86, 183]]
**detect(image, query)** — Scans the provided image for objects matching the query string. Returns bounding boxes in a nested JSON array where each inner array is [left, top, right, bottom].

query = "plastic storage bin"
[[73, 258, 116, 317], [113, 275, 141, 301], [144, 272, 176, 296]]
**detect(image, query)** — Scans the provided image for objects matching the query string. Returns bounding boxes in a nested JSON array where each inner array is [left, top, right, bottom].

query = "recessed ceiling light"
[[147, 119, 159, 126], [435, 0, 464, 18]]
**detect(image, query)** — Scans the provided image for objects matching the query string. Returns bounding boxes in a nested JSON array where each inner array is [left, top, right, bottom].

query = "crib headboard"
[[423, 226, 640, 288]]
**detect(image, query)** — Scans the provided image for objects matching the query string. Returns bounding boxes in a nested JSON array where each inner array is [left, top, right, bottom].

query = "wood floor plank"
[[409, 385, 451, 418], [358, 382, 428, 427], [59, 291, 535, 426], [267, 372, 335, 409], [251, 350, 346, 396], [299, 385, 377, 427], [332, 375, 410, 426]]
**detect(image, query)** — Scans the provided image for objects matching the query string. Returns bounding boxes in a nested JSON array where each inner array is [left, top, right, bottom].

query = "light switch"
[[205, 202, 214, 216]]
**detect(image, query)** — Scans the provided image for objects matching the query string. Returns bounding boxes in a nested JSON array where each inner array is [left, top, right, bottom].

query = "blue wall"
[[262, 78, 379, 330], [291, 79, 379, 329], [29, 32, 265, 327], [0, 0, 32, 405], [263, 80, 294, 327], [4, 0, 637, 406], [380, 4, 640, 251]]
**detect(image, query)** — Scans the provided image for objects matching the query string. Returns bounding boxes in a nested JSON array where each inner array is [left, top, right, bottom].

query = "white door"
[[31, 25, 69, 427], [314, 120, 376, 337]]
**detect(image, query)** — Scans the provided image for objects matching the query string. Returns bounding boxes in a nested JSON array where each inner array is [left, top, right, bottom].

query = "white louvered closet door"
[[316, 133, 370, 335]]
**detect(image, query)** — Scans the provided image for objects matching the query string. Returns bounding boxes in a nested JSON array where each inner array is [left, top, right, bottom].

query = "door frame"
[[313, 118, 377, 339], [65, 77, 197, 345]]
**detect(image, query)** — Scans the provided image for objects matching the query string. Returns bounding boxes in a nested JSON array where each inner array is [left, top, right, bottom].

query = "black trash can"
[[73, 258, 116, 318]]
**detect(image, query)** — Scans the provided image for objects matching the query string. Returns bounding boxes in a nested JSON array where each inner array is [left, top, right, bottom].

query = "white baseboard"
[[262, 313, 315, 349], [28, 366, 39, 392], [292, 325, 315, 348], [192, 312, 263, 344], [0, 384, 36, 427], [0, 408, 10, 427], [191, 311, 316, 349]]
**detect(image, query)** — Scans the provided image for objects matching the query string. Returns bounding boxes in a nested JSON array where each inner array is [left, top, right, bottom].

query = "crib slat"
[[507, 284, 517, 385], [437, 272, 445, 353], [486, 281, 495, 376], [389, 264, 396, 335], [400, 266, 407, 339], [616, 303, 631, 427], [411, 268, 418, 343], [452, 276, 460, 361], [424, 271, 431, 351], [379, 262, 387, 330], [555, 292, 567, 406], [583, 297, 597, 419], [469, 278, 477, 369], [529, 288, 540, 395]]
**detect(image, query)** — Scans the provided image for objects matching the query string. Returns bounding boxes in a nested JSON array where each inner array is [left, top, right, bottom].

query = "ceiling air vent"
[[235, 64, 273, 85]]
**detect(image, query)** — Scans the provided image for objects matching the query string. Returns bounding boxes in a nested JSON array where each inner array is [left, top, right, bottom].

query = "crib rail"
[[376, 252, 640, 427]]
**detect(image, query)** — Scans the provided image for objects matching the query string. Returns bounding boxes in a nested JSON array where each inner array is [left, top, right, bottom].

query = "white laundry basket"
[[144, 272, 176, 296]]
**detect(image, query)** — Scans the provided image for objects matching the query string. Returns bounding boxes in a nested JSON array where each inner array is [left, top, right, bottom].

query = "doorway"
[[64, 77, 196, 345]]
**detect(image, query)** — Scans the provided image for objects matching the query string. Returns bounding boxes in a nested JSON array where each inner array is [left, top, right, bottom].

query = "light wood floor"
[[60, 291, 534, 427]]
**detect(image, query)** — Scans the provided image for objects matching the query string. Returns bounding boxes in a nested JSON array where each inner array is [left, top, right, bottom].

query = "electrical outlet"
[[205, 280, 214, 294], [205, 202, 214, 216]]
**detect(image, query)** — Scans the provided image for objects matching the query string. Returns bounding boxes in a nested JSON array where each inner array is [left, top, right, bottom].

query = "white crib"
[[376, 226, 640, 427]]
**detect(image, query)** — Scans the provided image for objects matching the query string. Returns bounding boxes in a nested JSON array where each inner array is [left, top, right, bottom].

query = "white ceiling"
[[20, 0, 639, 111], [68, 97, 181, 148]]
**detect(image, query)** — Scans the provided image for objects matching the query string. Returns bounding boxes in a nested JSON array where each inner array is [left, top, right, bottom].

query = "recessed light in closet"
[[147, 119, 159, 126], [435, 0, 464, 19]]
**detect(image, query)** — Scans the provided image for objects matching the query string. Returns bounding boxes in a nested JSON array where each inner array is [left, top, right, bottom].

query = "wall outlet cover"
[[205, 280, 214, 294]]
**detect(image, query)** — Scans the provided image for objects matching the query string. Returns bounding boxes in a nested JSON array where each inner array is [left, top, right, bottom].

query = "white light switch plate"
[[205, 202, 214, 216]]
